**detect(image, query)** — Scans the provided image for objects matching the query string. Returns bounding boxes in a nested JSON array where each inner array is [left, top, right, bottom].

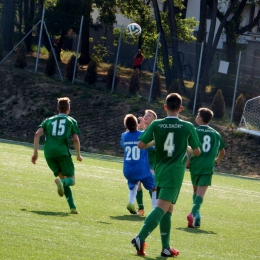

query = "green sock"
[[64, 186, 76, 209], [148, 190, 152, 199], [192, 193, 200, 215], [136, 189, 144, 210], [191, 196, 203, 217], [62, 177, 75, 187], [139, 207, 164, 242], [192, 193, 196, 204], [160, 211, 172, 249]]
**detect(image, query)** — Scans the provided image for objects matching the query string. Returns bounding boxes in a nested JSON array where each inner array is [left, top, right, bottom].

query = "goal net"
[[237, 96, 260, 136]]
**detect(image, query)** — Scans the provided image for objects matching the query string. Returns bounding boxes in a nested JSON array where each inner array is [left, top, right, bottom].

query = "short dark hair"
[[198, 108, 213, 123], [57, 97, 70, 113], [166, 93, 182, 111], [124, 114, 138, 132]]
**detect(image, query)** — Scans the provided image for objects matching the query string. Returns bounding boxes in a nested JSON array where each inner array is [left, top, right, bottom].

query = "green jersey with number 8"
[[139, 117, 200, 187], [39, 114, 80, 158], [190, 125, 225, 175]]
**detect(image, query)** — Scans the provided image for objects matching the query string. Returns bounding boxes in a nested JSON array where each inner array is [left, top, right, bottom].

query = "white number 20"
[[125, 146, 140, 160], [164, 132, 175, 156]]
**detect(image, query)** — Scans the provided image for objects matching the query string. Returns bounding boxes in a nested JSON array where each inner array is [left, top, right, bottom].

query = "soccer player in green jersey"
[[186, 108, 225, 228], [136, 109, 157, 216], [131, 93, 201, 257], [31, 97, 82, 214]]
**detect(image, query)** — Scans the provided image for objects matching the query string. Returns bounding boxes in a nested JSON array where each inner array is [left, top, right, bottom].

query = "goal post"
[[237, 96, 260, 136]]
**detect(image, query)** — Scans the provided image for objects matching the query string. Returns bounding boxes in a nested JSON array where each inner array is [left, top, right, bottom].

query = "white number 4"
[[164, 132, 175, 156]]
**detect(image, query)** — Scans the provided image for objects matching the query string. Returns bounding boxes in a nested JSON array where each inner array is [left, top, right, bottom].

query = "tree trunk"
[[55, 31, 67, 61], [1, 0, 16, 51], [24, 0, 35, 52], [78, 21, 91, 65], [167, 0, 186, 95], [152, 0, 171, 90], [78, 1, 92, 65]]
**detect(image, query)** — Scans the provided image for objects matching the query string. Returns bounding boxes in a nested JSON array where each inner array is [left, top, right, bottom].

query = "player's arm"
[[72, 134, 82, 162], [137, 116, 145, 130], [187, 145, 201, 156], [138, 140, 155, 149], [215, 148, 225, 165], [31, 127, 44, 164], [186, 151, 191, 169]]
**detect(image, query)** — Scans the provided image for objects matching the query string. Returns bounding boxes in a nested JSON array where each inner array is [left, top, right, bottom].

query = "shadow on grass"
[[21, 208, 69, 217], [110, 214, 145, 222], [131, 256, 166, 260], [176, 227, 217, 235]]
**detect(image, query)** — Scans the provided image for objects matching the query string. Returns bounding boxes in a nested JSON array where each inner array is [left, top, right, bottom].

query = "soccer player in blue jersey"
[[131, 93, 201, 257], [186, 108, 225, 228], [120, 114, 157, 214], [31, 97, 82, 214], [136, 109, 157, 216]]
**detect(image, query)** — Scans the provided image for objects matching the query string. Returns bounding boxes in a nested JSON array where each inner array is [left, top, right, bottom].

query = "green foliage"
[[66, 54, 77, 81], [211, 89, 225, 118], [44, 51, 56, 77], [91, 38, 110, 65], [115, 0, 198, 72], [210, 73, 235, 105], [168, 79, 180, 94], [233, 93, 245, 123], [0, 36, 4, 61], [15, 42, 27, 69], [187, 86, 202, 112], [129, 69, 140, 95], [85, 60, 97, 85], [106, 64, 119, 90], [151, 71, 161, 101]]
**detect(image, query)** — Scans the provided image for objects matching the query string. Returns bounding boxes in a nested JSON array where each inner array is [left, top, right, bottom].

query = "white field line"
[[1, 142, 260, 199]]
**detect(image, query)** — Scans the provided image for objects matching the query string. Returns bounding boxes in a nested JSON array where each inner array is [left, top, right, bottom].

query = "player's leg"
[[141, 173, 157, 209], [132, 187, 179, 256], [127, 181, 138, 214], [59, 156, 78, 214], [188, 174, 211, 227], [158, 188, 180, 257], [46, 158, 64, 197], [136, 182, 144, 215]]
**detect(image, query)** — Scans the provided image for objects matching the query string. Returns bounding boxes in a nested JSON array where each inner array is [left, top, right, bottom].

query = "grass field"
[[1, 140, 260, 260]]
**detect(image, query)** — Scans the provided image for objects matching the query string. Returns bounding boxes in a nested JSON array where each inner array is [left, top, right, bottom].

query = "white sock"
[[129, 184, 138, 204], [151, 190, 157, 208]]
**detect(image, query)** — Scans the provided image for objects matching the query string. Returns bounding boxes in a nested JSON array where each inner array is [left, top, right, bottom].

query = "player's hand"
[[31, 154, 38, 164], [77, 155, 82, 162]]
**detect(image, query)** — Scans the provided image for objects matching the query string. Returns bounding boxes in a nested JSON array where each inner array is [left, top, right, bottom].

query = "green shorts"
[[156, 186, 181, 204], [191, 174, 212, 186], [46, 155, 75, 177]]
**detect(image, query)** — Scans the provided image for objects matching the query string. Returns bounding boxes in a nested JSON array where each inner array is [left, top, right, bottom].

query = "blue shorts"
[[127, 172, 156, 191]]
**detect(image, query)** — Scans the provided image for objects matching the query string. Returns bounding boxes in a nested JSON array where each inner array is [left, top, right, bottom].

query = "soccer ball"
[[126, 23, 142, 38]]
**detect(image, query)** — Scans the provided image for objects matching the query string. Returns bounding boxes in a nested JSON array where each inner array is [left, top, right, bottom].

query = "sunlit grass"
[[1, 140, 260, 260]]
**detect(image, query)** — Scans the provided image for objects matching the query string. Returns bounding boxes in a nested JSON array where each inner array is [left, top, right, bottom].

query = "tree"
[[211, 89, 225, 118], [24, 0, 35, 52], [1, 0, 16, 51], [117, 0, 197, 91], [42, 0, 116, 64], [195, 0, 260, 97]]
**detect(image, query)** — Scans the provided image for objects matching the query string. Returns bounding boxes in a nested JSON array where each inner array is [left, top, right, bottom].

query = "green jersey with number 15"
[[39, 114, 80, 158], [139, 117, 200, 187], [190, 125, 225, 175]]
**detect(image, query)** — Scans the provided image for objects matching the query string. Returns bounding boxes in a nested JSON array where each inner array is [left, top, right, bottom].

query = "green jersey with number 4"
[[139, 117, 200, 187], [39, 114, 80, 158], [190, 125, 225, 175]]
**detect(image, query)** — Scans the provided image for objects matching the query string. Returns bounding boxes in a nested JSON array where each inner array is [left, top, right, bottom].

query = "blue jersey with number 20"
[[120, 130, 150, 181]]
